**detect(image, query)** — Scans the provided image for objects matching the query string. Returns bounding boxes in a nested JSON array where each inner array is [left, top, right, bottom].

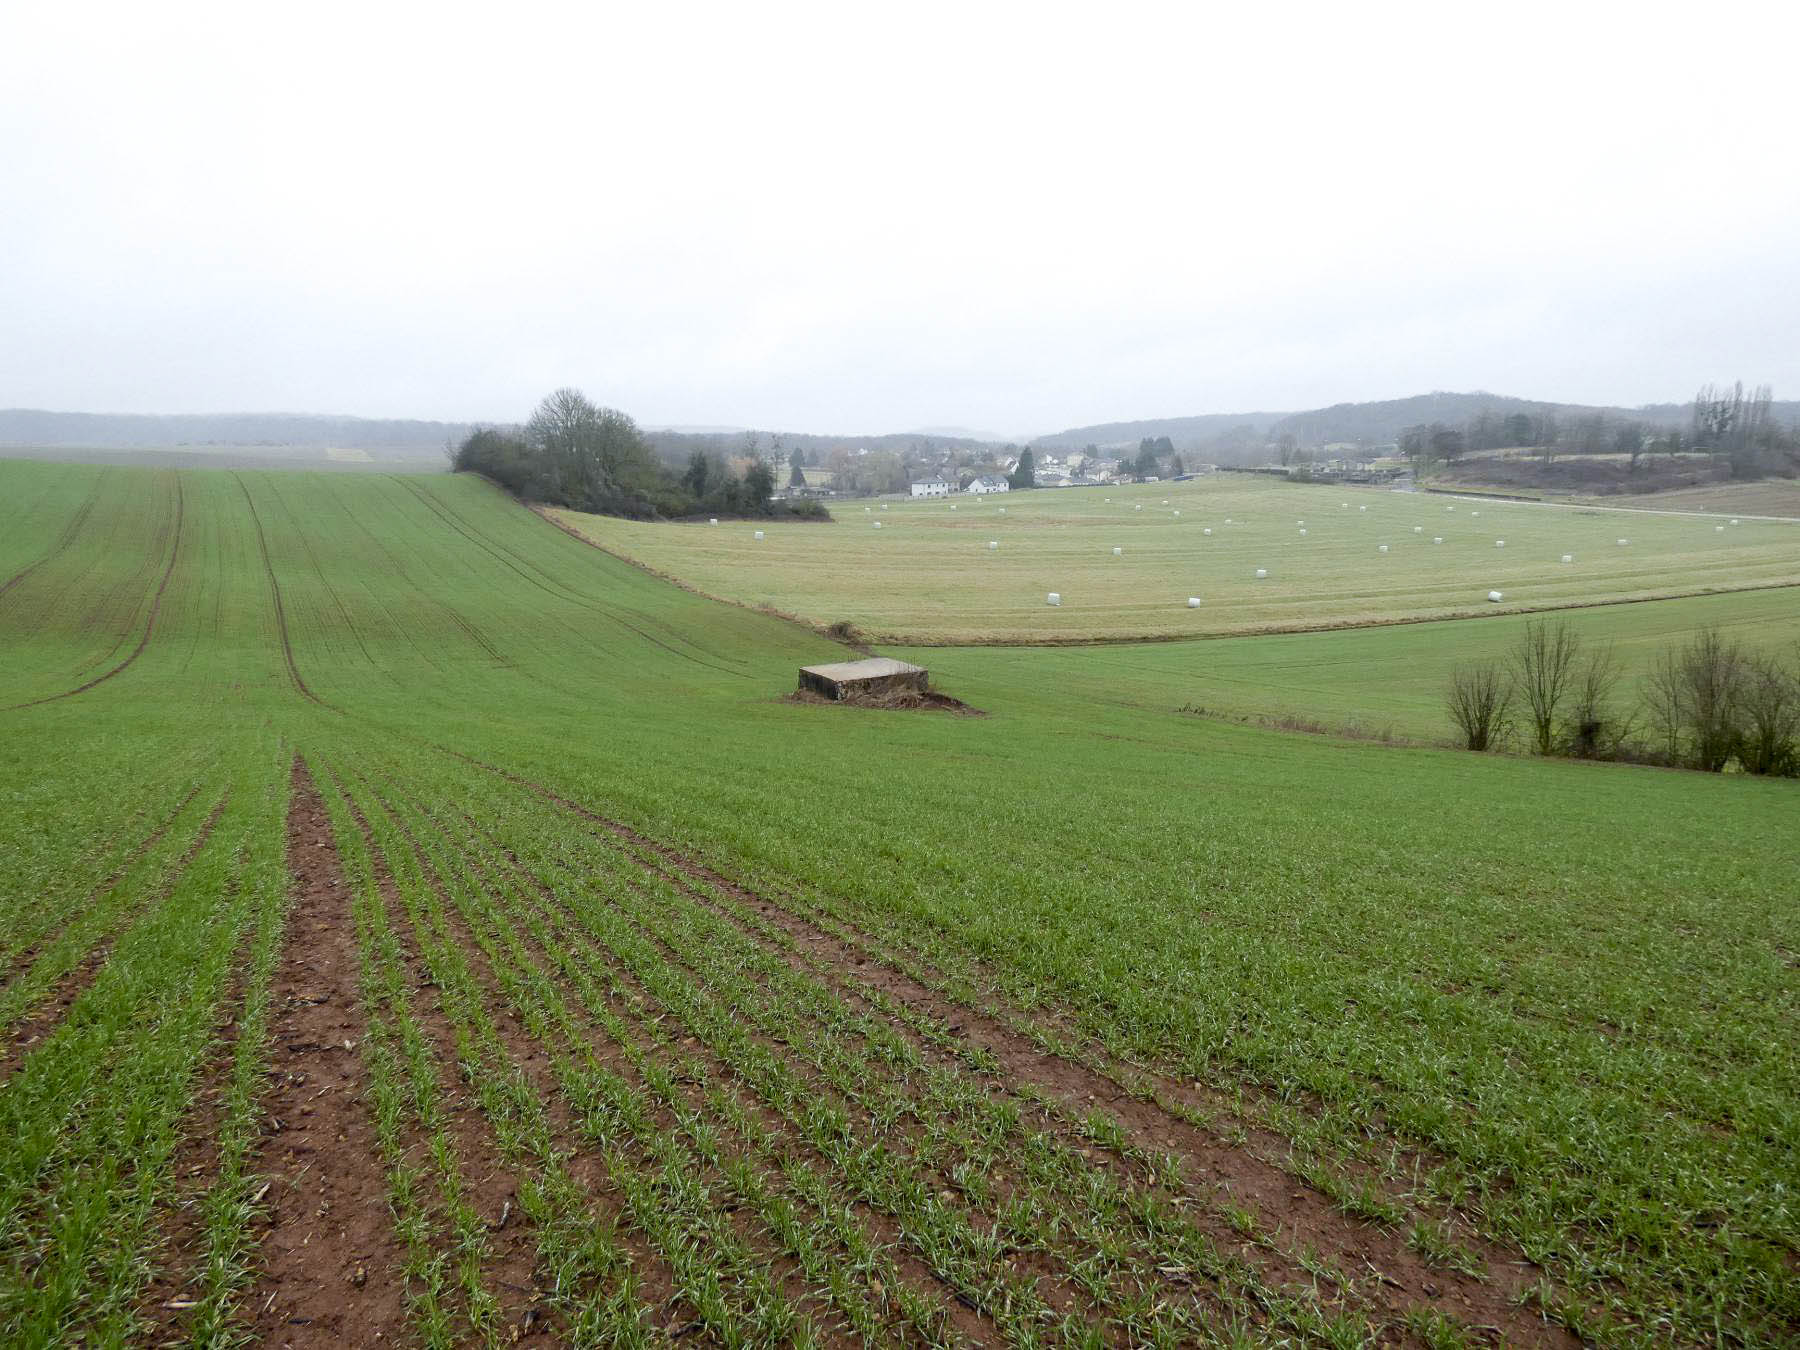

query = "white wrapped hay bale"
[[1187, 596, 1201, 608], [1046, 591, 1061, 606], [1562, 554, 1573, 563], [753, 530, 764, 540], [1202, 527, 1212, 536], [1112, 546, 1123, 556], [1495, 539, 1505, 548], [987, 540, 998, 550], [1617, 538, 1629, 546], [709, 517, 718, 525], [1715, 524, 1724, 532], [1433, 536, 1443, 544], [872, 520, 882, 529], [1254, 568, 1268, 578], [1731, 518, 1740, 525], [1298, 528, 1307, 536], [1413, 526, 1422, 533], [1487, 590, 1503, 602], [1378, 544, 1389, 553], [1172, 509, 1180, 516], [1359, 505, 1367, 511], [1134, 504, 1143, 512]]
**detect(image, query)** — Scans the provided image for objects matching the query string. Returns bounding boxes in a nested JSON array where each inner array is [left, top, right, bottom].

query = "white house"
[[910, 478, 950, 498], [967, 475, 1009, 494]]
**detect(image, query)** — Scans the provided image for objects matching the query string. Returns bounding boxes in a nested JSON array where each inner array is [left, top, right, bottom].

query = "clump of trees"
[[1446, 620, 1798, 774], [452, 389, 827, 521]]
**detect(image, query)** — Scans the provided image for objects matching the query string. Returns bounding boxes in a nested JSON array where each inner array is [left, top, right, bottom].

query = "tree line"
[[1446, 619, 1799, 775], [451, 389, 827, 520], [1399, 382, 1797, 480]]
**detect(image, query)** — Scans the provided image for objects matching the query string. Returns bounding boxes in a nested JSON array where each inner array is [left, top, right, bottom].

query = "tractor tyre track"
[[4, 477, 185, 711], [234, 475, 334, 711], [0, 471, 105, 602]]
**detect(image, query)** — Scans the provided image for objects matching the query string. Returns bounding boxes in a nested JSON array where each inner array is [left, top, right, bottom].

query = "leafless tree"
[[1565, 643, 1630, 758], [1738, 651, 1799, 776], [1640, 649, 1687, 764], [1678, 627, 1748, 771], [1447, 661, 1514, 751], [1511, 620, 1580, 755]]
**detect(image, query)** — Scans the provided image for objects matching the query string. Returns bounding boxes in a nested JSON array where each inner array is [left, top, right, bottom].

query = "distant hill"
[[1032, 411, 1287, 452], [1035, 391, 1800, 456], [0, 408, 478, 452]]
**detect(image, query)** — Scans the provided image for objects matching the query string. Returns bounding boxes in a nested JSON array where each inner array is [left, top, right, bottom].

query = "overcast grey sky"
[[4, 1, 1797, 436]]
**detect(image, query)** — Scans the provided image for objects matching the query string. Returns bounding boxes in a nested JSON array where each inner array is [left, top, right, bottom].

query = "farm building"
[[966, 475, 1010, 494], [909, 478, 950, 498], [798, 658, 929, 700]]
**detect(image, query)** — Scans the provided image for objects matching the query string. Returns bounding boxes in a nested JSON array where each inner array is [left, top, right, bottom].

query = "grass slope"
[[551, 476, 1800, 642], [1, 459, 1795, 1345]]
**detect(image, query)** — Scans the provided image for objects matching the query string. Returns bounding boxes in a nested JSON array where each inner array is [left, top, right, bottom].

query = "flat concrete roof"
[[799, 658, 926, 682]]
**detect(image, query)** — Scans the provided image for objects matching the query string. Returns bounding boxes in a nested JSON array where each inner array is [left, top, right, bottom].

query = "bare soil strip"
[[0, 790, 227, 1082], [495, 767, 1574, 1346], [243, 760, 410, 1347]]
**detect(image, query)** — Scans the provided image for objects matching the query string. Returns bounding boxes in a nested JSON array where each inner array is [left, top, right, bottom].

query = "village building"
[[909, 478, 950, 497], [966, 475, 1009, 494]]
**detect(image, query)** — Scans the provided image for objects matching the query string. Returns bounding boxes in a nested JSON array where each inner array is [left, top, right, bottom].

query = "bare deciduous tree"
[[1738, 653, 1800, 776], [1447, 661, 1514, 751], [1511, 619, 1580, 755], [1565, 643, 1629, 758], [1677, 627, 1748, 772]]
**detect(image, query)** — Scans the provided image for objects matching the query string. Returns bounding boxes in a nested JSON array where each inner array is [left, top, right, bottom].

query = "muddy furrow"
[[0, 789, 228, 1083], [494, 767, 1574, 1347], [5, 477, 185, 712], [243, 761, 409, 1346]]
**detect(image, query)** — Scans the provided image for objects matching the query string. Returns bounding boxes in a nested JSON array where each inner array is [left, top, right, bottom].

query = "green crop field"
[[549, 476, 1800, 643], [2, 457, 1796, 1348]]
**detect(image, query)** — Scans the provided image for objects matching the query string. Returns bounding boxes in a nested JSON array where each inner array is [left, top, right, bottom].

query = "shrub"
[[1446, 661, 1514, 751]]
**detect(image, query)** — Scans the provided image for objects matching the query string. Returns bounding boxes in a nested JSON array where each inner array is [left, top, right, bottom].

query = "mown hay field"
[[2, 458, 1796, 1347], [551, 476, 1800, 642]]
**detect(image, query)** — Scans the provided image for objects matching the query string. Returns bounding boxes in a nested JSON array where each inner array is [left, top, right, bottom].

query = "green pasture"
[[1, 457, 1796, 1344], [552, 475, 1800, 642], [905, 586, 1800, 742]]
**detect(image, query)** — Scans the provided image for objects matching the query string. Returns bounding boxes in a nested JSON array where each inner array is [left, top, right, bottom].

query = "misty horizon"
[[5, 4, 1797, 438]]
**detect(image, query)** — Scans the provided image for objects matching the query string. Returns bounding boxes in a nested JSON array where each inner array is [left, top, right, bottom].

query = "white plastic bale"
[[1378, 544, 1389, 553], [1299, 528, 1307, 536], [753, 530, 764, 540], [1134, 504, 1142, 511], [1046, 592, 1061, 606], [1487, 590, 1503, 602], [709, 517, 718, 525], [1617, 538, 1629, 545], [1112, 546, 1123, 555], [1413, 526, 1422, 533], [1173, 509, 1181, 516], [1359, 505, 1367, 511], [872, 521, 882, 529], [988, 540, 998, 550], [1562, 554, 1573, 562], [1731, 518, 1740, 525], [1433, 536, 1443, 544], [1715, 524, 1724, 531], [1495, 540, 1505, 547], [1203, 527, 1212, 536], [998, 507, 1006, 514], [1187, 596, 1201, 608], [1254, 568, 1268, 578]]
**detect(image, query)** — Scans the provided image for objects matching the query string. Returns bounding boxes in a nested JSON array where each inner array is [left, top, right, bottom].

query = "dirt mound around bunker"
[[782, 687, 985, 715]]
